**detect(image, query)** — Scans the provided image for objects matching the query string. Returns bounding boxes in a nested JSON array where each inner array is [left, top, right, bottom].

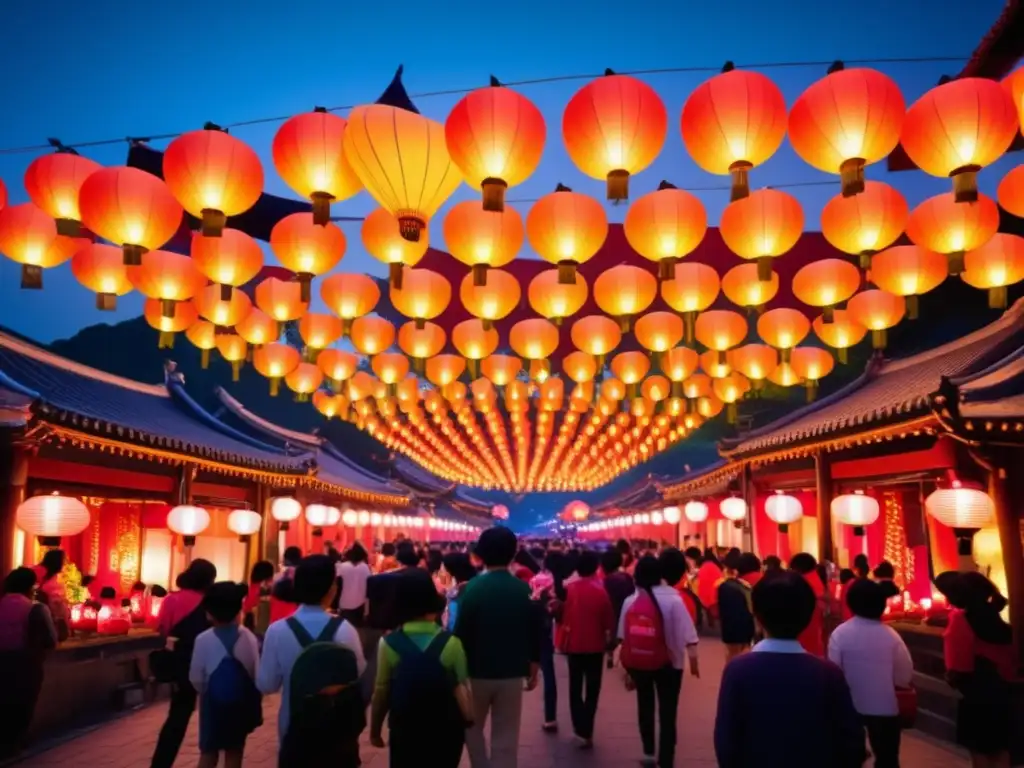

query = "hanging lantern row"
[[267, 495, 482, 534]]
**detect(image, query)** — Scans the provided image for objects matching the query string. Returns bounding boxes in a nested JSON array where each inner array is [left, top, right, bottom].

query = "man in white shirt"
[[827, 578, 913, 768], [257, 555, 365, 752]]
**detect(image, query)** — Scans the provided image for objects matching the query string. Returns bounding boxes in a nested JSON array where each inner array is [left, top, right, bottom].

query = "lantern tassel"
[[822, 306, 835, 324], [871, 328, 888, 350], [989, 286, 1008, 310], [839, 158, 866, 198], [311, 192, 334, 226], [269, 378, 280, 397], [20, 264, 43, 290], [389, 263, 404, 290], [232, 361, 242, 382], [859, 250, 874, 271], [906, 295, 920, 320], [200, 208, 227, 237], [200, 349, 210, 369], [805, 380, 818, 403], [122, 244, 145, 267], [728, 161, 752, 202], [683, 312, 696, 345], [946, 251, 966, 276], [481, 178, 507, 213], [951, 166, 980, 204], [160, 299, 176, 319], [726, 402, 738, 424], [96, 293, 117, 311], [658, 257, 677, 282], [837, 347, 849, 365], [606, 170, 629, 202], [557, 260, 577, 285], [158, 331, 174, 349], [756, 257, 773, 282]]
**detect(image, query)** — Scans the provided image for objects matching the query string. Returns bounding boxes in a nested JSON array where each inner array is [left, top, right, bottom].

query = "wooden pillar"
[[0, 446, 29, 577], [815, 452, 834, 564], [741, 463, 756, 554], [991, 449, 1024, 669]]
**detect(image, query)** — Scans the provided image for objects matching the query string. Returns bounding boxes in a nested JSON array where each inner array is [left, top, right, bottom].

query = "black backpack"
[[279, 617, 365, 766], [385, 629, 462, 736]]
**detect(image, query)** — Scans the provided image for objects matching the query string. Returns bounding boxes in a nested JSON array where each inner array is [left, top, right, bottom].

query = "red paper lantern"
[[23, 152, 102, 236]]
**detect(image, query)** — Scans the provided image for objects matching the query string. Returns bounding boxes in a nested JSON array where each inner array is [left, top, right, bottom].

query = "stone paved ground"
[[12, 644, 968, 767]]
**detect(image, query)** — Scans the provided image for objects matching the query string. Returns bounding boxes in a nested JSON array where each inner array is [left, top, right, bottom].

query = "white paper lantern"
[[305, 504, 332, 529], [271, 496, 302, 530], [925, 481, 994, 530], [764, 490, 803, 532], [831, 490, 880, 534], [167, 505, 211, 544], [342, 510, 358, 527], [662, 506, 681, 525], [16, 492, 90, 544], [623, 515, 634, 526], [369, 512, 382, 526], [684, 500, 709, 523], [720, 497, 748, 524], [651, 511, 664, 526], [325, 506, 341, 526], [357, 510, 370, 526], [384, 514, 396, 527], [227, 509, 261, 540]]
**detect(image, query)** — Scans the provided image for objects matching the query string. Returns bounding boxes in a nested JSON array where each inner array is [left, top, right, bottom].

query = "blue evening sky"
[[0, 0, 1015, 343]]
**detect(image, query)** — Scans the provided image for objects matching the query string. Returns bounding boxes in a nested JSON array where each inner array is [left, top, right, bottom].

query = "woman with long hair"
[[33, 549, 69, 641], [695, 549, 722, 629], [939, 571, 1014, 768]]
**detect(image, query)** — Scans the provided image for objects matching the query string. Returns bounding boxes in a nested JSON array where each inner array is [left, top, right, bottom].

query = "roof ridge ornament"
[[375, 65, 420, 114]]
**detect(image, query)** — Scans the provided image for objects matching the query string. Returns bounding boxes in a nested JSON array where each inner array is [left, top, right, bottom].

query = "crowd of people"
[[0, 531, 1015, 768]]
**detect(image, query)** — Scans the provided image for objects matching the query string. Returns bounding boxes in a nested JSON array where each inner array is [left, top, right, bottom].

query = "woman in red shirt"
[[560, 550, 616, 748], [789, 553, 826, 656], [695, 550, 723, 628], [939, 571, 1014, 767]]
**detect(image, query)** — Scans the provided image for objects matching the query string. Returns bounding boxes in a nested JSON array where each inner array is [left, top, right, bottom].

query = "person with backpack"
[[188, 582, 262, 768], [370, 569, 473, 767], [618, 552, 699, 768], [718, 553, 762, 661], [257, 555, 366, 768], [150, 558, 217, 768]]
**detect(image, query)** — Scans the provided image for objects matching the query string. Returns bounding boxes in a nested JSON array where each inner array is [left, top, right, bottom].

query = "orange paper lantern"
[[571, 314, 622, 369], [79, 166, 182, 265], [190, 228, 264, 298], [372, 352, 411, 387], [660, 347, 700, 399], [444, 201, 523, 285], [900, 78, 1018, 202], [452, 318, 500, 378], [361, 207, 429, 289], [235, 307, 278, 347], [481, 354, 522, 386], [144, 298, 199, 349], [163, 127, 263, 236], [298, 312, 344, 351], [215, 333, 249, 381], [445, 81, 545, 211], [820, 181, 909, 269], [390, 268, 451, 329], [623, 183, 707, 279], [756, 307, 810, 361], [193, 281, 253, 328], [0, 202, 59, 289], [791, 258, 861, 321], [460, 268, 521, 329], [660, 262, 721, 343], [812, 309, 867, 364], [720, 189, 804, 281], [127, 249, 208, 318], [285, 362, 323, 401], [695, 309, 748, 364], [721, 263, 779, 310], [509, 318, 559, 379], [790, 346, 835, 401], [869, 245, 947, 318], [528, 269, 588, 325], [350, 316, 396, 356], [319, 273, 380, 333], [23, 152, 102, 236], [633, 311, 684, 354], [526, 185, 607, 283], [562, 71, 667, 200], [962, 233, 1024, 309], [272, 109, 362, 224], [256, 276, 307, 323], [847, 289, 906, 349], [185, 320, 217, 368], [253, 342, 301, 396], [425, 353, 466, 388], [906, 193, 1000, 275], [729, 344, 779, 385], [270, 213, 346, 301], [998, 164, 1024, 218], [317, 348, 359, 390], [398, 321, 447, 367], [70, 243, 133, 310], [593, 264, 657, 331], [562, 351, 598, 384], [788, 67, 904, 196], [681, 68, 786, 200]]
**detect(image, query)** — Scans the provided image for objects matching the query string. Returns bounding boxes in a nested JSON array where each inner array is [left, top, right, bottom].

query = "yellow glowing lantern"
[[192, 281, 253, 329], [191, 228, 264, 300], [791, 258, 862, 322], [444, 201, 523, 285], [253, 342, 301, 396], [526, 184, 608, 283], [593, 264, 658, 331], [70, 243, 133, 310], [695, 309, 748, 366], [756, 308, 810, 362], [729, 344, 778, 387], [215, 333, 248, 381], [962, 233, 1024, 309], [362, 207, 430, 289], [460, 269, 520, 329], [317, 348, 358, 391], [270, 213, 346, 301], [255, 277, 307, 325], [846, 289, 906, 349], [298, 312, 344, 354], [398, 321, 446, 371], [285, 362, 323, 401], [372, 353, 411, 394], [820, 182, 909, 269], [186, 321, 217, 369], [998, 165, 1024, 219], [425, 354, 466, 388], [453, 318, 499, 378], [350, 316, 395, 356], [641, 374, 670, 404], [319, 272, 380, 335], [812, 309, 867, 364], [481, 354, 522, 386], [623, 182, 707, 279], [343, 96, 462, 242], [925, 480, 994, 530], [313, 390, 348, 420], [391, 268, 451, 329], [721, 263, 779, 310], [699, 349, 731, 379], [509, 318, 559, 380], [906, 193, 1000, 275], [347, 370, 376, 402], [602, 377, 627, 402], [660, 262, 720, 343], [562, 351, 597, 384], [790, 346, 835, 401], [235, 307, 278, 347], [528, 269, 588, 325], [570, 315, 622, 370], [720, 189, 804, 281], [633, 311, 684, 355], [660, 346, 699, 398], [869, 245, 947, 319], [610, 350, 650, 402], [144, 298, 199, 349], [713, 372, 751, 423], [0, 202, 80, 290]]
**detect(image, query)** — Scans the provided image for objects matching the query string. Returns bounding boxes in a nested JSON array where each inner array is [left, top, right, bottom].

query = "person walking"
[[718, 553, 761, 661], [531, 549, 563, 733], [455, 527, 541, 768], [337, 542, 372, 627], [560, 550, 615, 748], [714, 571, 865, 768], [828, 578, 913, 768], [150, 559, 217, 768]]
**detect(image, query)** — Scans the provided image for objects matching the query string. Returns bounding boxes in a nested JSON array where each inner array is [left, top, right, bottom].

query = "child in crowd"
[[189, 582, 262, 768], [243, 561, 275, 637]]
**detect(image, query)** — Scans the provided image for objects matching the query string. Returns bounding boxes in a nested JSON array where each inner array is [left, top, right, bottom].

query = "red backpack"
[[620, 590, 670, 671]]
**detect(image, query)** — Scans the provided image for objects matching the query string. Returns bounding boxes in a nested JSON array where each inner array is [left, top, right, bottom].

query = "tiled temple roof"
[[720, 300, 1024, 461], [0, 330, 310, 473]]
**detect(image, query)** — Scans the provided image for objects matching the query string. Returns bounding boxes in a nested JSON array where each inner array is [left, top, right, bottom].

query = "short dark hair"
[[788, 552, 818, 575], [846, 578, 887, 620], [283, 546, 303, 567], [292, 555, 337, 605], [764, 555, 782, 571], [736, 553, 761, 577], [852, 554, 870, 579], [345, 541, 369, 564], [576, 550, 600, 577], [723, 549, 742, 571], [633, 555, 661, 590], [514, 548, 540, 575], [476, 527, 518, 568], [601, 549, 623, 573], [395, 569, 446, 624], [442, 552, 476, 584], [41, 549, 65, 578], [873, 561, 895, 580], [3, 567, 36, 596], [396, 541, 420, 567], [99, 586, 117, 599], [658, 547, 687, 586], [752, 571, 816, 640], [839, 568, 855, 584], [684, 546, 702, 561], [250, 560, 274, 584], [178, 559, 217, 592], [616, 538, 631, 555], [203, 581, 247, 623], [381, 543, 396, 557]]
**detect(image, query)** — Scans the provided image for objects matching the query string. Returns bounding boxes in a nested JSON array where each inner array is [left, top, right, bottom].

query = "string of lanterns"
[[1, 66, 1023, 493]]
